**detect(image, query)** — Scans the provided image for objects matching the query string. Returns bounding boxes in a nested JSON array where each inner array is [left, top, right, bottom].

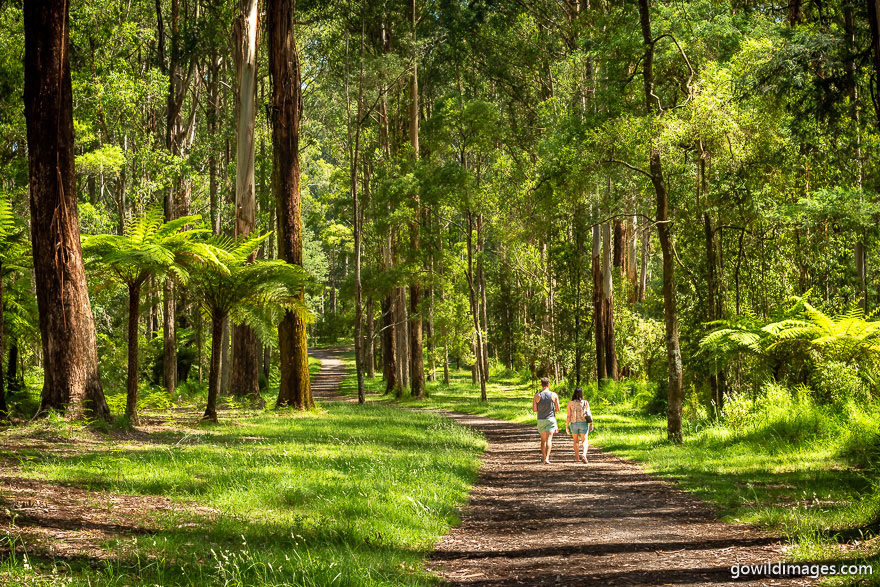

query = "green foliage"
[[82, 204, 219, 288], [701, 295, 880, 399], [189, 233, 311, 343]]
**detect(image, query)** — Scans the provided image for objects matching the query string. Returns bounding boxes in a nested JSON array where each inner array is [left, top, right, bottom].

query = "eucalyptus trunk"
[[638, 0, 683, 442], [269, 0, 311, 409], [592, 221, 606, 381], [231, 0, 262, 402], [24, 0, 108, 419]]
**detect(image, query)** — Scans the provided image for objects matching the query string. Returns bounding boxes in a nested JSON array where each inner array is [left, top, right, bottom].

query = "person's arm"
[[585, 400, 594, 431], [554, 393, 561, 413], [532, 393, 539, 413], [565, 402, 572, 432]]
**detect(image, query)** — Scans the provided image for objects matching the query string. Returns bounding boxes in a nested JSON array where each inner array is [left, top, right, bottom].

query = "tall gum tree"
[[408, 0, 425, 400], [230, 0, 262, 402], [636, 0, 686, 443], [23, 0, 109, 419], [269, 0, 312, 409]]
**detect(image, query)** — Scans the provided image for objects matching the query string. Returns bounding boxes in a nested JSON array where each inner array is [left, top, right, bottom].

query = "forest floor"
[[0, 354, 484, 586]]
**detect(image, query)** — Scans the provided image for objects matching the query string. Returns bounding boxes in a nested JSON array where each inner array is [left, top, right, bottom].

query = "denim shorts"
[[570, 422, 589, 435], [537, 417, 558, 433]]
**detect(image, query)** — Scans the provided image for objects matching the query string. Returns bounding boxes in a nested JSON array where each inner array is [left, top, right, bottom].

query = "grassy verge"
[[0, 358, 485, 586], [341, 355, 880, 580]]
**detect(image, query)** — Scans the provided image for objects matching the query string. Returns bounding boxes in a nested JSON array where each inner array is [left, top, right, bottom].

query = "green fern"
[[81, 203, 221, 424], [701, 294, 880, 395], [188, 233, 311, 421]]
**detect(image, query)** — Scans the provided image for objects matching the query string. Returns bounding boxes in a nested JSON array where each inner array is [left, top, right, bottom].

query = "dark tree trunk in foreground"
[[24, 0, 109, 420], [269, 0, 311, 409], [638, 0, 683, 442], [126, 282, 142, 424], [408, 0, 425, 399], [204, 311, 224, 422]]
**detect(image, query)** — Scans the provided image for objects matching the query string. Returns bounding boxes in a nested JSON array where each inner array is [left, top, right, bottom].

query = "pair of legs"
[[571, 432, 589, 462], [540, 430, 555, 464]]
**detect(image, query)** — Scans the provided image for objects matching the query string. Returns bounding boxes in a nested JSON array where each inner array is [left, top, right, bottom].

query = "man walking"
[[532, 377, 560, 464]]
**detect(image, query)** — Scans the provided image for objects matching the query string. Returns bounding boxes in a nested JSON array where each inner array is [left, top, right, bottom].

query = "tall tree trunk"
[[466, 211, 487, 401], [395, 285, 409, 389], [867, 0, 880, 130], [381, 293, 398, 393], [478, 214, 490, 383], [0, 263, 6, 419], [161, 0, 182, 396], [204, 311, 224, 422], [592, 220, 606, 381], [269, 0, 311, 409], [163, 280, 176, 393], [612, 218, 625, 269], [638, 222, 649, 302], [126, 282, 142, 424], [638, 0, 683, 442], [23, 0, 109, 419], [347, 7, 366, 404], [408, 0, 425, 399], [366, 296, 375, 378], [602, 221, 618, 380], [230, 0, 262, 402], [846, 7, 867, 311]]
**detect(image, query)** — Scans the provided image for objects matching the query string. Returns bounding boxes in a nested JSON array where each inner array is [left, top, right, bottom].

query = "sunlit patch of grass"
[[0, 396, 484, 586]]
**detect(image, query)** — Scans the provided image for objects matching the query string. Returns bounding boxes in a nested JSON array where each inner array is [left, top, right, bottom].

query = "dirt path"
[[309, 348, 349, 401], [308, 353, 811, 585], [426, 413, 813, 586]]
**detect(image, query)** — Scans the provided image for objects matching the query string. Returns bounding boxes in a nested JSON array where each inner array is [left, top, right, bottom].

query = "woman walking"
[[565, 387, 593, 463]]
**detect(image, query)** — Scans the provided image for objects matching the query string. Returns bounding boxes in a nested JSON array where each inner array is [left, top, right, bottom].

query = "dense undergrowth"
[[343, 355, 880, 582]]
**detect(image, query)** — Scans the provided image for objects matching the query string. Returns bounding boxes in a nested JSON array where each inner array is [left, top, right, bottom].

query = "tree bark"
[[478, 214, 490, 383], [381, 293, 398, 393], [592, 220, 606, 381], [230, 0, 262, 402], [269, 0, 311, 409], [0, 261, 6, 419], [638, 222, 649, 302], [126, 282, 142, 424], [602, 221, 618, 380], [366, 296, 375, 378], [466, 211, 487, 401], [638, 0, 683, 442], [204, 311, 224, 422], [24, 0, 109, 420], [408, 0, 425, 400]]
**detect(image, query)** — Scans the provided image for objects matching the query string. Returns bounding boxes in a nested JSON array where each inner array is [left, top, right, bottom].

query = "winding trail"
[[309, 351, 812, 586]]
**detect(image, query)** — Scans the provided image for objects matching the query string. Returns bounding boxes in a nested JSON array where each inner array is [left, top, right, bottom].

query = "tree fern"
[[188, 233, 310, 421], [81, 204, 221, 425], [701, 294, 880, 396]]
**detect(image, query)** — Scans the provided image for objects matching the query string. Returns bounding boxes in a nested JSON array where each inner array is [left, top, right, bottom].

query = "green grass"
[[343, 355, 880, 579], [0, 377, 485, 586]]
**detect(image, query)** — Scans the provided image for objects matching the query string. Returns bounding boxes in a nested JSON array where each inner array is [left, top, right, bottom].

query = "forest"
[[2, 0, 880, 585]]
